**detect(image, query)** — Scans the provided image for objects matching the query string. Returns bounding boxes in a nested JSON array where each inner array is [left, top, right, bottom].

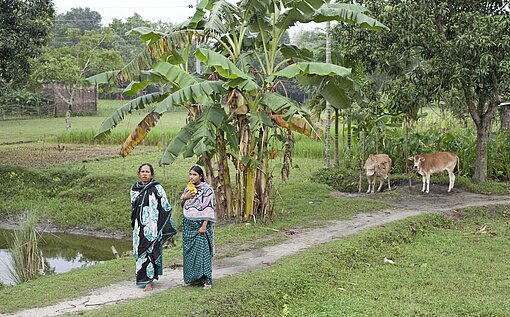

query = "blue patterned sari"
[[131, 179, 176, 287]]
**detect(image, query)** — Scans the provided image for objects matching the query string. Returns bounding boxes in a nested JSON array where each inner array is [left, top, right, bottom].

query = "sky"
[[53, 0, 200, 25], [52, 0, 323, 39]]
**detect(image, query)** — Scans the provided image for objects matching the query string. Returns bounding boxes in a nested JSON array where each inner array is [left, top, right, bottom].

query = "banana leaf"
[[120, 111, 160, 157]]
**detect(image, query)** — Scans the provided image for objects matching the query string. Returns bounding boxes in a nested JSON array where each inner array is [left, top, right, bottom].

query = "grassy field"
[[0, 101, 509, 315], [77, 206, 509, 317], [0, 100, 187, 144]]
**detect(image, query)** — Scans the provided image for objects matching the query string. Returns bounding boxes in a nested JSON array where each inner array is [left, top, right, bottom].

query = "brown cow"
[[364, 154, 392, 193], [408, 152, 459, 193]]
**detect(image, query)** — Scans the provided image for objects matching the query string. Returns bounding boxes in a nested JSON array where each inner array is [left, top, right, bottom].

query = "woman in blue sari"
[[131, 163, 176, 291], [179, 165, 216, 289]]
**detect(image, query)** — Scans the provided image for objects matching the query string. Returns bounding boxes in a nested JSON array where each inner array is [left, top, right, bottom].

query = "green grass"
[[70, 206, 510, 317], [0, 99, 188, 144], [0, 154, 391, 312], [1, 102, 509, 314]]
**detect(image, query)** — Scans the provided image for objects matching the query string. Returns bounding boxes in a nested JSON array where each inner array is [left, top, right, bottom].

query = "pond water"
[[0, 229, 131, 285]]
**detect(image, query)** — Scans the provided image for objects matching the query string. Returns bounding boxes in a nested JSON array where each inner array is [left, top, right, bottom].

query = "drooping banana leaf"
[[276, 2, 388, 32], [271, 113, 323, 141], [195, 48, 256, 81], [159, 123, 196, 165], [204, 0, 237, 35], [86, 70, 164, 86], [123, 81, 150, 96], [248, 111, 273, 132], [120, 111, 160, 157], [159, 105, 229, 165], [127, 27, 168, 46], [86, 70, 120, 85], [266, 62, 351, 83], [261, 92, 312, 121], [116, 30, 207, 84], [314, 3, 389, 31], [153, 80, 226, 114], [279, 44, 314, 63], [95, 92, 169, 138], [152, 62, 197, 89], [297, 75, 360, 110], [261, 92, 322, 141]]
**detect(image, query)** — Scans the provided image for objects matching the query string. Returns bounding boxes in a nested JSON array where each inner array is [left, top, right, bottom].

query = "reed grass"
[[7, 211, 44, 284]]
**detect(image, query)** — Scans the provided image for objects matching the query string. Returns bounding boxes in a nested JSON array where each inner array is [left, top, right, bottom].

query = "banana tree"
[[88, 0, 387, 221]]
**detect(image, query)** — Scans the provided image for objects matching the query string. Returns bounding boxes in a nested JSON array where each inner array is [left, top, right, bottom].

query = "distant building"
[[499, 102, 510, 132], [43, 83, 98, 116]]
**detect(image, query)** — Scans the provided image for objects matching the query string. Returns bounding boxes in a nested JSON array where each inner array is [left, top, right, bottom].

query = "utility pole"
[[324, 21, 331, 169], [195, 0, 201, 74]]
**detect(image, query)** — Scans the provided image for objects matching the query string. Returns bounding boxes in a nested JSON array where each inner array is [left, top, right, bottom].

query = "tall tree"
[[337, 0, 510, 183], [52, 7, 102, 48], [109, 14, 157, 63], [33, 28, 123, 130], [0, 0, 54, 87], [89, 0, 387, 220]]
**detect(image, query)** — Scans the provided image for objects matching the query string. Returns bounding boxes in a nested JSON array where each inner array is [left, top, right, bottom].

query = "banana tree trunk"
[[215, 129, 233, 218]]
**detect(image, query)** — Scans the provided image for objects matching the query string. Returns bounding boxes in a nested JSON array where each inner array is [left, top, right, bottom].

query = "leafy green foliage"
[[0, 90, 51, 119], [0, 0, 54, 87], [310, 167, 360, 192]]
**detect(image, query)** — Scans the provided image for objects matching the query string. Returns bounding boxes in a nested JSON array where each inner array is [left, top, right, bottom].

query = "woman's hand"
[[198, 220, 208, 234], [182, 191, 195, 200], [180, 190, 195, 206]]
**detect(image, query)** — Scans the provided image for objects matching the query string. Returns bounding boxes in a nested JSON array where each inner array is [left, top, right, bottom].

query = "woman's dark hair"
[[138, 163, 154, 175], [190, 165, 205, 182]]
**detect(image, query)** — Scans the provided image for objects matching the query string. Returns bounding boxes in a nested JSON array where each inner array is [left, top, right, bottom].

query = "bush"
[[310, 167, 360, 192], [0, 89, 51, 119]]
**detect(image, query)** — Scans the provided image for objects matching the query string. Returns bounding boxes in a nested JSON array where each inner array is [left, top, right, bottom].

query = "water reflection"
[[0, 229, 131, 285]]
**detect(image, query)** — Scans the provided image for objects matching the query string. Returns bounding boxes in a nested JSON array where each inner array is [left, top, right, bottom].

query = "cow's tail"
[[456, 155, 460, 174]]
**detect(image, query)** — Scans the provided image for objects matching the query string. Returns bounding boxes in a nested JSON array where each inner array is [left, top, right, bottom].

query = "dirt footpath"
[[3, 186, 510, 317]]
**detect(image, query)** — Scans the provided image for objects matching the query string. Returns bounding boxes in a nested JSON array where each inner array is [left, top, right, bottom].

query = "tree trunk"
[[215, 130, 233, 219], [473, 126, 489, 183], [464, 87, 498, 183], [65, 109, 72, 132], [500, 103, 510, 132]]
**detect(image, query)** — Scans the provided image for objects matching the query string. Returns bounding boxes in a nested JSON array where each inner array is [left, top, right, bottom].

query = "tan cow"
[[408, 152, 460, 193], [364, 154, 392, 193]]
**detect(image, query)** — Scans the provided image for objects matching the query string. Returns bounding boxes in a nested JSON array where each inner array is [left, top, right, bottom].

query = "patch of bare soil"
[[0, 143, 157, 167], [333, 183, 507, 213]]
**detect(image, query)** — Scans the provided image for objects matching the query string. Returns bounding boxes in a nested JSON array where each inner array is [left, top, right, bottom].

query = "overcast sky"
[[52, 0, 323, 39], [52, 0, 201, 25]]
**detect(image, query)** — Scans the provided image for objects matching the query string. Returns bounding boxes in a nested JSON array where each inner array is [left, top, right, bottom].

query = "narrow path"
[[3, 188, 510, 317]]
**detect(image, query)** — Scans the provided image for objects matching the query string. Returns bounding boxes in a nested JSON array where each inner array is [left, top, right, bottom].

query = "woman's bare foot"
[[143, 282, 153, 291]]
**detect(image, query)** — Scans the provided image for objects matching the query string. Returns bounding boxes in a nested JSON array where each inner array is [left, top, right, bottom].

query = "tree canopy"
[[0, 0, 54, 87], [333, 0, 510, 183]]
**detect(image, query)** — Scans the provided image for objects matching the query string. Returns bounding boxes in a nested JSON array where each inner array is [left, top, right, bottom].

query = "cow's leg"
[[448, 170, 455, 192], [425, 174, 431, 193], [376, 176, 384, 192], [366, 175, 371, 193], [371, 176, 376, 193], [421, 175, 426, 192], [387, 175, 391, 191]]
